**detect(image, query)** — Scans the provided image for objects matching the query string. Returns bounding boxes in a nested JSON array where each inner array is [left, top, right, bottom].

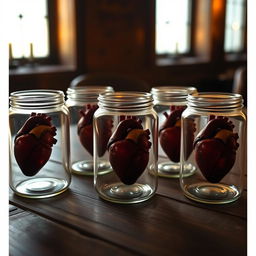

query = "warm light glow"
[[57, 0, 76, 65], [195, 27, 208, 54], [231, 21, 240, 31], [212, 0, 223, 14]]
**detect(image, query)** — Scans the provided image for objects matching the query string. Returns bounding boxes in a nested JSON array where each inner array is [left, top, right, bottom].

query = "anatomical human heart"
[[14, 113, 57, 176], [193, 116, 239, 183], [107, 118, 151, 185], [77, 104, 113, 157], [159, 106, 195, 163]]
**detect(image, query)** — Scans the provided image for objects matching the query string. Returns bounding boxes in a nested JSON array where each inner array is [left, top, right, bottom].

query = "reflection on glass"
[[7, 0, 49, 58], [155, 0, 192, 55], [224, 0, 246, 52]]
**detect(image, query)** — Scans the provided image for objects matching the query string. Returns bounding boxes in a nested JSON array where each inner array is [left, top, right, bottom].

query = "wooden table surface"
[[9, 161, 247, 256]]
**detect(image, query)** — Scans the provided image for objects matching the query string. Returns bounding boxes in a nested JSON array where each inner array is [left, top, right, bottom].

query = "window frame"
[[224, 0, 247, 55], [9, 0, 59, 67], [155, 0, 196, 59]]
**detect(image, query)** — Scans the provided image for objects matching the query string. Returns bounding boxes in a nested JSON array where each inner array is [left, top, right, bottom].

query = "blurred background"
[[8, 0, 247, 103]]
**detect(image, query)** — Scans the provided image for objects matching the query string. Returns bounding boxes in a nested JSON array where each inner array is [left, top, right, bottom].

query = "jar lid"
[[151, 86, 197, 103], [67, 86, 114, 101], [10, 90, 65, 109], [98, 91, 153, 111], [187, 92, 243, 110]]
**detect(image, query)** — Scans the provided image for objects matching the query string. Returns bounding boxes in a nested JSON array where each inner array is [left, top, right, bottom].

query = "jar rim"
[[67, 86, 114, 94], [67, 86, 114, 101], [9, 89, 65, 108], [187, 92, 243, 109], [151, 86, 197, 95], [151, 86, 197, 103], [98, 91, 153, 110]]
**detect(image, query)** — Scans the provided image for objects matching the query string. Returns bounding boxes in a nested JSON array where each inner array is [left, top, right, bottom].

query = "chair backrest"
[[70, 73, 150, 92], [232, 66, 247, 105]]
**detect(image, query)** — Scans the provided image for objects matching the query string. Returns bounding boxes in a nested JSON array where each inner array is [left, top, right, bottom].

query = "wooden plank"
[[10, 209, 135, 256], [10, 158, 247, 219], [10, 158, 247, 255], [66, 170, 247, 219], [9, 204, 24, 216], [156, 176, 247, 219], [9, 204, 17, 212], [9, 188, 246, 256], [10, 157, 247, 219]]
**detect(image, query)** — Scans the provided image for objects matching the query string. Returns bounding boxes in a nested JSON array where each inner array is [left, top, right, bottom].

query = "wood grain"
[[9, 159, 247, 256], [9, 182, 246, 255], [10, 208, 134, 256]]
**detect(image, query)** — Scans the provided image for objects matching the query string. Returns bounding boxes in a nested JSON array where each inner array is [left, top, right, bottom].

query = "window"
[[155, 0, 193, 56], [7, 0, 50, 60], [224, 0, 247, 53]]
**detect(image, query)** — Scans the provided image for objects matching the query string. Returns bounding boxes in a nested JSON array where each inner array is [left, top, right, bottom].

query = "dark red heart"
[[14, 113, 57, 176], [160, 126, 181, 162], [77, 104, 113, 157], [159, 106, 195, 162], [194, 117, 239, 183], [108, 118, 151, 185]]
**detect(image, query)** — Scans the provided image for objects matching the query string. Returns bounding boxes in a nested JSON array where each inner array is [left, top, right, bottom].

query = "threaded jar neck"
[[151, 86, 197, 104], [98, 91, 153, 111], [67, 86, 114, 102], [187, 92, 243, 111], [9, 90, 65, 109]]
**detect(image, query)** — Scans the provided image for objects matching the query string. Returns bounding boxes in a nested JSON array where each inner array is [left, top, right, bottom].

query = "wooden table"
[[9, 164, 247, 256]]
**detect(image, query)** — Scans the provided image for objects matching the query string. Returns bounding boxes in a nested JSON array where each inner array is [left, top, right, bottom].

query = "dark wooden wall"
[[9, 0, 247, 94]]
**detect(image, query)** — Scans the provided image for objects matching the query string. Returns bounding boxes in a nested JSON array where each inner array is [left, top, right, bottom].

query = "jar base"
[[71, 160, 112, 176], [97, 182, 154, 204], [13, 177, 69, 199], [155, 162, 196, 178], [184, 182, 241, 204]]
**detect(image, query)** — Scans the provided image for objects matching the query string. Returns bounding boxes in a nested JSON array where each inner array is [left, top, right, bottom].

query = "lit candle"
[[175, 42, 179, 55], [29, 43, 34, 60], [9, 43, 13, 60]]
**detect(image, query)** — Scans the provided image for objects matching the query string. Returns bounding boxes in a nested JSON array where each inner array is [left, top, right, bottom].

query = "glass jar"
[[9, 90, 71, 198], [180, 92, 246, 204], [94, 92, 158, 204], [151, 86, 197, 178], [66, 86, 114, 175]]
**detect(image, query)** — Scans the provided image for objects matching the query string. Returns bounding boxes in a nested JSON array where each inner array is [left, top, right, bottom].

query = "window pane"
[[155, 0, 192, 55], [7, 0, 49, 58], [224, 0, 246, 52]]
